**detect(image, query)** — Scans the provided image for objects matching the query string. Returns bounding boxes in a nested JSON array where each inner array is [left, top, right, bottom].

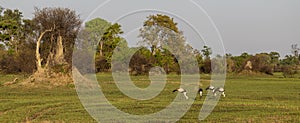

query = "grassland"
[[0, 73, 299, 122]]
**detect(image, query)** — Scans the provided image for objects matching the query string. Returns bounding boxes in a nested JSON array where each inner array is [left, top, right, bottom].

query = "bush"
[[199, 60, 211, 74], [95, 56, 110, 72], [281, 65, 297, 78], [261, 65, 273, 75], [129, 51, 154, 75]]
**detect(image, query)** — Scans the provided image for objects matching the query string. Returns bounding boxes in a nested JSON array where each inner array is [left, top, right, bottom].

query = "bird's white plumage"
[[206, 85, 215, 91], [173, 88, 188, 100], [218, 88, 224, 92], [212, 87, 226, 97], [177, 88, 186, 93], [199, 91, 203, 97]]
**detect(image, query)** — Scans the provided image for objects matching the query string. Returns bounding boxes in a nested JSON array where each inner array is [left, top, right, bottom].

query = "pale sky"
[[1, 0, 299, 58]]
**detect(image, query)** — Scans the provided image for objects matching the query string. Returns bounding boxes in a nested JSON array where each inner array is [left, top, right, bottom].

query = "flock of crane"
[[173, 85, 226, 100]]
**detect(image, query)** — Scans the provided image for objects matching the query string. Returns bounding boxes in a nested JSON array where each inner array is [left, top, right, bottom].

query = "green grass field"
[[0, 73, 299, 122]]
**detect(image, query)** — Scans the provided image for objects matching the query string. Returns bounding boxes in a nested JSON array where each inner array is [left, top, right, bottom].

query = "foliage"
[[0, 7, 299, 77], [281, 65, 297, 78], [249, 53, 272, 74], [84, 18, 110, 56], [201, 45, 212, 60], [280, 55, 299, 65], [211, 55, 226, 73], [33, 7, 81, 70], [0, 8, 23, 52], [101, 39, 131, 73], [101, 23, 124, 63], [138, 14, 180, 55], [137, 14, 197, 74], [84, 18, 124, 72], [0, 8, 36, 74], [129, 47, 154, 75]]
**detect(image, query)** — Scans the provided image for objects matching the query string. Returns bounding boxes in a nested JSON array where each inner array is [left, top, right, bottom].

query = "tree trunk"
[[99, 41, 103, 57], [36, 29, 52, 72], [166, 63, 169, 74], [54, 35, 65, 64], [45, 52, 54, 69]]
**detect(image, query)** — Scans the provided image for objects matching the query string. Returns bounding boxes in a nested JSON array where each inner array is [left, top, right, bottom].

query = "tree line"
[[0, 7, 299, 79]]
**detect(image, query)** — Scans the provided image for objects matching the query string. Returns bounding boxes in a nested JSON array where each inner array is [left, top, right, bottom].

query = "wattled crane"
[[173, 88, 189, 100], [213, 87, 226, 97], [198, 88, 203, 99], [206, 85, 226, 97]]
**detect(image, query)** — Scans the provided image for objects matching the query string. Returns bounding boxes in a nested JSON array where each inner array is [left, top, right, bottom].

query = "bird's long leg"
[[222, 92, 226, 97], [183, 92, 188, 100], [213, 92, 217, 96]]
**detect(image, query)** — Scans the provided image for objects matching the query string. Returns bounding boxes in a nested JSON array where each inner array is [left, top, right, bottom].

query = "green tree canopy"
[[85, 18, 110, 51], [0, 8, 24, 53], [138, 14, 198, 74], [138, 14, 181, 56], [84, 18, 124, 72]]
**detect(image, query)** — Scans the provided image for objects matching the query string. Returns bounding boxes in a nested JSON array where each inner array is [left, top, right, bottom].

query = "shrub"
[[281, 65, 297, 78], [261, 65, 273, 75]]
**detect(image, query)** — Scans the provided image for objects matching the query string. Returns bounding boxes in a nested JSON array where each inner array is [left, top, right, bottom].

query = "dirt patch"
[[24, 103, 66, 122], [16, 71, 73, 88], [2, 78, 19, 86]]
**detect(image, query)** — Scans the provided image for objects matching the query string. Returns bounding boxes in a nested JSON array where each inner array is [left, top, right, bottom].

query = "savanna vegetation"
[[0, 7, 300, 122], [0, 7, 299, 79], [0, 73, 299, 122]]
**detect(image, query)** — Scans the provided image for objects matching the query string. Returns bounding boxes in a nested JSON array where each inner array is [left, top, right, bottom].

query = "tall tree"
[[101, 23, 124, 63], [269, 52, 280, 64], [33, 7, 81, 75], [0, 8, 23, 53], [138, 14, 179, 56], [138, 14, 196, 74], [269, 51, 280, 71], [0, 8, 37, 74], [281, 55, 298, 65], [85, 18, 110, 57], [84, 18, 124, 72], [201, 45, 212, 60], [291, 44, 300, 65]]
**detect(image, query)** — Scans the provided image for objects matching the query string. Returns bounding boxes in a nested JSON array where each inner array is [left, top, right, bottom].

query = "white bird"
[[173, 88, 189, 99], [212, 87, 226, 97]]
